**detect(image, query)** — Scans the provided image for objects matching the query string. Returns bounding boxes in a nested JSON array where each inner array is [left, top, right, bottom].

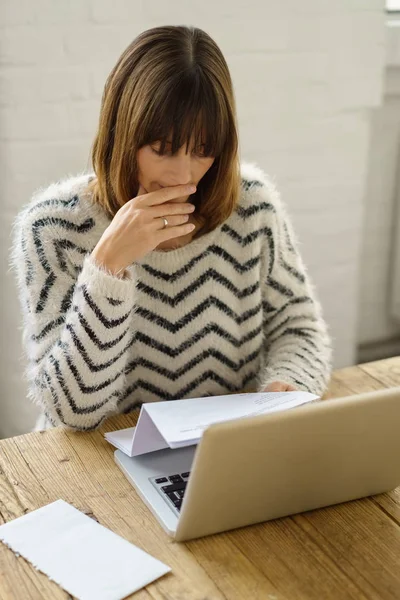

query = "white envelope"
[[0, 500, 171, 600], [105, 391, 319, 457]]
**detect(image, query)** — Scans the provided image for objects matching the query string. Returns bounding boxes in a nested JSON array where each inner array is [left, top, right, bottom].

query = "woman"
[[12, 26, 332, 431]]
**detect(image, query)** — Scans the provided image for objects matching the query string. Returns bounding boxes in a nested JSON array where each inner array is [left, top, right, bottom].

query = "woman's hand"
[[262, 381, 296, 392], [91, 184, 197, 276]]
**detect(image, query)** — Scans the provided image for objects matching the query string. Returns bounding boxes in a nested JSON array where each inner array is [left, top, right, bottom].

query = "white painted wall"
[[0, 0, 386, 438], [358, 17, 400, 348]]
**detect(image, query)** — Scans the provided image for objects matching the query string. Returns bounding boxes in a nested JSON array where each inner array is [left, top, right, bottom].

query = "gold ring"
[[162, 217, 168, 229]]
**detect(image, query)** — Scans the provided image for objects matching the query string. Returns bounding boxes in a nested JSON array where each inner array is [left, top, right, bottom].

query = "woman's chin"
[[155, 234, 191, 251], [154, 238, 182, 251]]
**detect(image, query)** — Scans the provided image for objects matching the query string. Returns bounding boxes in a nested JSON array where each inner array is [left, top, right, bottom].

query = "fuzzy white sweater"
[[11, 162, 332, 431]]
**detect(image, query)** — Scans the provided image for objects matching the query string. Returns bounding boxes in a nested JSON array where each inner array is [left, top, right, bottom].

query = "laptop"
[[114, 387, 400, 542]]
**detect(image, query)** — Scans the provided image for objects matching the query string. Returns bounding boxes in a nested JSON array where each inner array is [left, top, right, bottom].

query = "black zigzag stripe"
[[70, 316, 130, 350], [31, 316, 65, 342], [31, 216, 94, 313], [119, 368, 259, 405], [221, 225, 273, 248], [142, 243, 259, 282], [209, 245, 260, 273], [267, 324, 321, 350], [236, 202, 275, 219], [121, 400, 141, 414], [261, 363, 312, 392], [262, 299, 277, 313], [125, 346, 261, 379], [142, 250, 209, 282], [27, 195, 80, 216], [268, 277, 295, 298], [42, 409, 56, 426], [34, 373, 47, 388], [36, 272, 56, 313], [278, 329, 321, 352], [80, 285, 131, 328], [135, 322, 262, 357], [61, 283, 75, 313], [136, 298, 262, 333], [264, 227, 275, 275], [42, 370, 107, 429], [280, 258, 305, 283], [280, 342, 326, 369], [293, 350, 323, 370], [241, 179, 263, 192], [34, 339, 60, 365], [274, 360, 316, 382], [283, 222, 296, 253], [242, 370, 257, 388], [48, 354, 117, 411], [107, 297, 124, 306], [21, 236, 34, 286], [32, 216, 95, 275], [62, 349, 123, 393], [53, 238, 88, 273], [264, 297, 315, 331], [119, 370, 239, 403], [65, 326, 132, 372], [137, 270, 259, 306], [282, 374, 312, 393], [211, 298, 262, 325], [266, 314, 318, 343], [296, 346, 326, 368], [263, 296, 312, 327]]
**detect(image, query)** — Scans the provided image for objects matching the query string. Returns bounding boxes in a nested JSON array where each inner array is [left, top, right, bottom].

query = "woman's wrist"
[[91, 246, 127, 279]]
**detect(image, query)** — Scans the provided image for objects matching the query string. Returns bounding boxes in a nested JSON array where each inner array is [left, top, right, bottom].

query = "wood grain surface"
[[1, 357, 400, 600]]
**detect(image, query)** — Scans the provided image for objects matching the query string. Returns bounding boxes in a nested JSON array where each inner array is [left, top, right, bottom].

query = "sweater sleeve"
[[12, 209, 136, 430], [257, 181, 332, 396]]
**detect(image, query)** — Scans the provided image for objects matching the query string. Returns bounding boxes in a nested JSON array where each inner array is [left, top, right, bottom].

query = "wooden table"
[[1, 357, 400, 600]]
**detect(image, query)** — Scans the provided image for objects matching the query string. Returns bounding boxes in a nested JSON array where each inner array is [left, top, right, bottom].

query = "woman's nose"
[[168, 153, 192, 186]]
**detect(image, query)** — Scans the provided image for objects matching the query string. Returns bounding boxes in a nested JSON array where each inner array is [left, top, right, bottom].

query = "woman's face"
[[136, 135, 215, 249], [136, 136, 215, 202]]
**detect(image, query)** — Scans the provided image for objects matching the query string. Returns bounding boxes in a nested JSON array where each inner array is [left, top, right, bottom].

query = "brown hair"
[[89, 25, 240, 235]]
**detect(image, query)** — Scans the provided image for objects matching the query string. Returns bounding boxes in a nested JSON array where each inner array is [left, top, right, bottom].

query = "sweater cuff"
[[77, 255, 135, 303], [257, 369, 317, 395]]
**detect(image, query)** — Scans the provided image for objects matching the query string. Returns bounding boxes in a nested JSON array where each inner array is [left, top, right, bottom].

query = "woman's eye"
[[150, 142, 172, 156], [150, 146, 165, 156], [193, 146, 207, 157], [150, 144, 208, 157]]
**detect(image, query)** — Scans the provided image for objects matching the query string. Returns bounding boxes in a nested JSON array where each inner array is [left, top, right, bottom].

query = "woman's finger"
[[135, 184, 196, 207], [150, 202, 195, 218], [157, 222, 196, 241], [151, 214, 191, 230]]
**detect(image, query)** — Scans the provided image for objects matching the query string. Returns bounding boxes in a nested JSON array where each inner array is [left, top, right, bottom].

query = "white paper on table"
[[0, 500, 171, 600], [105, 407, 171, 458], [104, 426, 137, 456], [105, 391, 318, 457]]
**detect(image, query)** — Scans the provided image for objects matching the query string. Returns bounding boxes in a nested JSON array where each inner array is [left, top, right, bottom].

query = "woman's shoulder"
[[13, 173, 109, 242], [17, 173, 100, 225], [239, 162, 282, 210], [238, 161, 283, 221], [11, 173, 108, 266]]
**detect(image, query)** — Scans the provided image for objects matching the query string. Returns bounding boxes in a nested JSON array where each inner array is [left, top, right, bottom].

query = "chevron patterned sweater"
[[12, 162, 332, 431]]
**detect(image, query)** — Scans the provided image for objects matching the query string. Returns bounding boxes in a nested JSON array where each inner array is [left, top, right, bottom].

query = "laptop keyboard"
[[150, 471, 191, 513]]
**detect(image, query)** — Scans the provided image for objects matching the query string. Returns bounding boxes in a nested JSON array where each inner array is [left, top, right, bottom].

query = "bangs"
[[92, 25, 240, 227], [139, 71, 229, 158]]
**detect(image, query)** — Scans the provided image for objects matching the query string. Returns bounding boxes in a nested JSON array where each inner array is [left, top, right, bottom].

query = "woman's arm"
[[257, 181, 332, 396], [12, 181, 197, 430], [12, 208, 137, 430]]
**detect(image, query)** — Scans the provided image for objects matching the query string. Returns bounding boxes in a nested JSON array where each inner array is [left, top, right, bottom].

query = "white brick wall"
[[0, 0, 386, 437], [358, 19, 400, 347]]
